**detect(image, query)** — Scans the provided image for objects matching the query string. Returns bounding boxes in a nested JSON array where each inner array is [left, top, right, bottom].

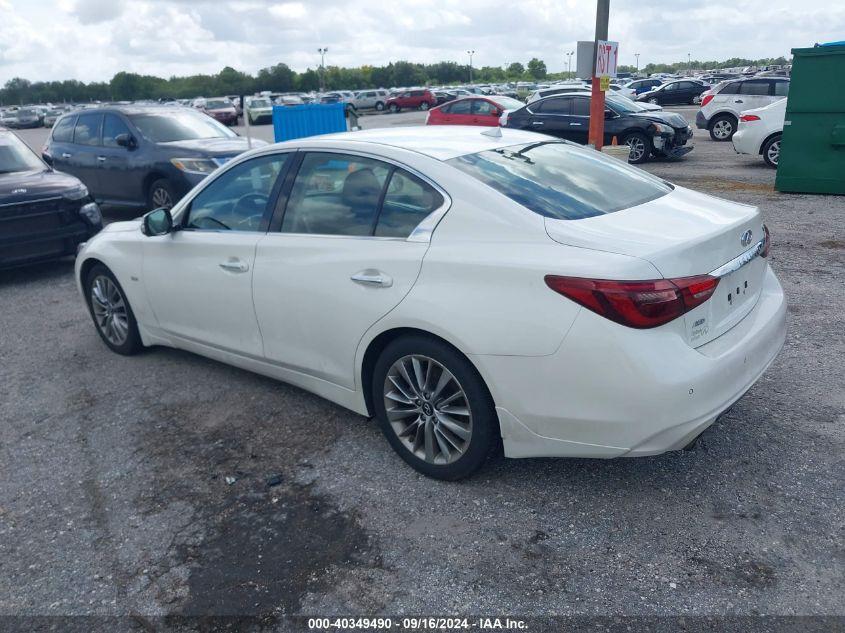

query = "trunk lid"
[[545, 185, 767, 347]]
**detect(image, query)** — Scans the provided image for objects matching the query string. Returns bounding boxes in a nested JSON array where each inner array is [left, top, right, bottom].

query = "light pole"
[[687, 52, 691, 76], [467, 50, 475, 84], [566, 51, 574, 78], [635, 53, 640, 73], [318, 47, 328, 92]]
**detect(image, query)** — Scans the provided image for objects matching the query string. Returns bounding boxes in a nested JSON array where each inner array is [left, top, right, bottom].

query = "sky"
[[1, 0, 843, 84]]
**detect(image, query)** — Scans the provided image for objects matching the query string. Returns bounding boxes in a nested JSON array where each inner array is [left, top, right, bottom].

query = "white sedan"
[[76, 126, 787, 480], [731, 98, 786, 167]]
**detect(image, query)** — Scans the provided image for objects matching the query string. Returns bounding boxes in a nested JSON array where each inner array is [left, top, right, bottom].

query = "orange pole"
[[588, 76, 606, 150]]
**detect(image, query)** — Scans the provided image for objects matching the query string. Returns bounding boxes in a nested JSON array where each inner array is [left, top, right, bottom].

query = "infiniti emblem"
[[740, 229, 753, 247]]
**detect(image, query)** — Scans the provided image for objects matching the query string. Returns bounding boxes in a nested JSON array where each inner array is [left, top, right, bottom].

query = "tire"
[[147, 178, 176, 211], [84, 264, 143, 356], [709, 114, 737, 141], [648, 97, 659, 105], [419, 102, 430, 111], [372, 335, 498, 480], [375, 102, 385, 111], [389, 103, 399, 113], [623, 131, 652, 164], [692, 94, 702, 105], [762, 134, 781, 168]]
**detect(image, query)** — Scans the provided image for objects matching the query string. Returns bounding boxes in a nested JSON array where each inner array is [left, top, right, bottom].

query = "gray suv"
[[351, 89, 390, 111]]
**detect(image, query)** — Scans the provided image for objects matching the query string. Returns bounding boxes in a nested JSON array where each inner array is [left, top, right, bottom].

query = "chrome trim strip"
[[709, 238, 765, 278]]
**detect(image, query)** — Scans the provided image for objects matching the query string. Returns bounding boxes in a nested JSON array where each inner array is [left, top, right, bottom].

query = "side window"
[[281, 153, 390, 236], [102, 114, 132, 148], [774, 81, 790, 97], [449, 100, 472, 115], [185, 153, 289, 232], [720, 81, 742, 95], [376, 170, 444, 238], [536, 98, 571, 115], [410, 90, 424, 97], [74, 113, 102, 146], [740, 81, 770, 95], [52, 116, 75, 142], [663, 83, 678, 92], [570, 97, 590, 116], [472, 100, 496, 115]]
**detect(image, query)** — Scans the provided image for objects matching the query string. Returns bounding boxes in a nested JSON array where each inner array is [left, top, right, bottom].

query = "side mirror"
[[142, 207, 173, 236], [490, 109, 502, 117], [115, 133, 136, 149]]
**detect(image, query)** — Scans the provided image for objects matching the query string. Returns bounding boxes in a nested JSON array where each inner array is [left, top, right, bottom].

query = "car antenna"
[[480, 127, 502, 138]]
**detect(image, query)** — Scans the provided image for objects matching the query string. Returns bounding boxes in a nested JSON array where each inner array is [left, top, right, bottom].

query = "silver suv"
[[351, 89, 390, 111], [696, 77, 789, 141]]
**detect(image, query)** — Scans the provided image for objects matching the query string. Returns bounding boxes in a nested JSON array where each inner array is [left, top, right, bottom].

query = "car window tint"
[[102, 114, 132, 148], [185, 154, 289, 232], [774, 81, 790, 96], [720, 81, 742, 95], [570, 97, 590, 116], [448, 141, 672, 221], [536, 98, 570, 114], [281, 153, 390, 236], [740, 81, 770, 95], [472, 100, 496, 115], [449, 100, 472, 115], [52, 116, 75, 142], [375, 170, 444, 238], [410, 90, 423, 97], [663, 83, 678, 91], [74, 113, 102, 146]]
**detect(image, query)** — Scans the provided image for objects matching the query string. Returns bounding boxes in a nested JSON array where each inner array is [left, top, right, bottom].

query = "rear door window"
[[570, 97, 590, 116], [449, 100, 472, 115], [535, 98, 570, 115], [375, 170, 444, 238], [73, 113, 102, 146], [52, 116, 75, 142], [720, 81, 742, 95], [472, 100, 496, 115]]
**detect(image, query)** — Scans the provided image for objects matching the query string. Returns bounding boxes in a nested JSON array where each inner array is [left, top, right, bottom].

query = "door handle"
[[734, 99, 744, 103], [351, 271, 393, 288], [97, 156, 106, 162], [219, 259, 249, 273], [570, 122, 583, 126], [531, 121, 544, 126], [61, 153, 72, 159]]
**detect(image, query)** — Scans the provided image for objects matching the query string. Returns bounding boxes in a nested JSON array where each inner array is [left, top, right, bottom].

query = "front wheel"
[[692, 94, 702, 105], [148, 178, 176, 211], [389, 104, 399, 113], [85, 264, 143, 355], [375, 102, 385, 111], [372, 335, 498, 480], [762, 134, 781, 168], [623, 132, 652, 164], [648, 97, 659, 105], [419, 102, 430, 111]]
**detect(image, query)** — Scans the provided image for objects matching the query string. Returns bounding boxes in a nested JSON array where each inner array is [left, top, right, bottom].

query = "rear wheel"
[[85, 264, 143, 356], [372, 335, 498, 480], [709, 114, 736, 141], [762, 134, 781, 168], [375, 102, 385, 111], [623, 132, 652, 164], [148, 178, 176, 211], [419, 102, 430, 111], [389, 103, 399, 113]]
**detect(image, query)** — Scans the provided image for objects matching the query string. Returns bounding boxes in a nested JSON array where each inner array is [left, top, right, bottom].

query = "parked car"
[[696, 77, 790, 141], [527, 83, 589, 103], [731, 98, 786, 168], [43, 105, 265, 211], [6, 107, 43, 129], [432, 90, 455, 105], [0, 128, 101, 268], [385, 89, 437, 113], [351, 89, 391, 111], [43, 108, 64, 127], [244, 97, 273, 125], [636, 80, 709, 106], [505, 93, 693, 164], [75, 126, 785, 480], [426, 96, 527, 127], [625, 78, 663, 95], [200, 98, 238, 126]]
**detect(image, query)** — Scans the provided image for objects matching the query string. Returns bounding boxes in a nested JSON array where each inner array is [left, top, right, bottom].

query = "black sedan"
[[43, 105, 264, 211], [504, 93, 693, 164], [635, 80, 709, 106], [0, 128, 102, 268]]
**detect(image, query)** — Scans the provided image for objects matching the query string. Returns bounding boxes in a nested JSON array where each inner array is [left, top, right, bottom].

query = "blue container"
[[272, 103, 347, 142]]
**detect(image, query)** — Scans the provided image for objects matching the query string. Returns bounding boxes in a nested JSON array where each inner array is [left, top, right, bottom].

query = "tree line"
[[0, 55, 789, 105]]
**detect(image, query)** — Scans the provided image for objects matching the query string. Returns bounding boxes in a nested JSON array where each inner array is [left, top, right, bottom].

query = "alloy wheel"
[[766, 139, 780, 166], [626, 136, 646, 162], [382, 355, 473, 465], [712, 119, 733, 139], [90, 276, 129, 346], [151, 186, 173, 209], [648, 97, 659, 104]]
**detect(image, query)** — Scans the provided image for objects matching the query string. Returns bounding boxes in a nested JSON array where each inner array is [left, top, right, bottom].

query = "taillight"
[[740, 114, 761, 122], [544, 274, 720, 329], [761, 224, 771, 257], [700, 94, 714, 107]]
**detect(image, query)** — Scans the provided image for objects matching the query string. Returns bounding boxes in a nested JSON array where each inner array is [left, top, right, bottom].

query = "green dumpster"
[[776, 42, 845, 194]]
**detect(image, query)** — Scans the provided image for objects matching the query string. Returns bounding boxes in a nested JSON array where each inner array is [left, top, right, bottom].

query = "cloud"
[[71, 0, 126, 24]]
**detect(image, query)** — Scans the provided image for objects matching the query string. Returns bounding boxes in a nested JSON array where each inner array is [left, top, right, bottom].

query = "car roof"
[[315, 126, 547, 161], [59, 105, 191, 117]]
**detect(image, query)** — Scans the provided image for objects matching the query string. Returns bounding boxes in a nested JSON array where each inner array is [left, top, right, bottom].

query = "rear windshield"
[[447, 141, 672, 221]]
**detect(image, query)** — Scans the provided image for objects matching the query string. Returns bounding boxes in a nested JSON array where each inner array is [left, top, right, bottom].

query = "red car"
[[425, 95, 527, 127], [385, 89, 437, 113], [200, 98, 238, 126]]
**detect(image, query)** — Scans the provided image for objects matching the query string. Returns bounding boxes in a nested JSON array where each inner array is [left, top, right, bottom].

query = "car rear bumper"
[[695, 110, 709, 129], [472, 265, 787, 459]]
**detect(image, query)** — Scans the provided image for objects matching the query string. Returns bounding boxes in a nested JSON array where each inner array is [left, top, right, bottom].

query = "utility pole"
[[467, 50, 475, 84], [588, 0, 610, 150], [635, 53, 640, 73], [318, 47, 328, 92]]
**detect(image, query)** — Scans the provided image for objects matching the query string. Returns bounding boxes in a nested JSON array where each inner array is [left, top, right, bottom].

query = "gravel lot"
[[1, 108, 843, 628]]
